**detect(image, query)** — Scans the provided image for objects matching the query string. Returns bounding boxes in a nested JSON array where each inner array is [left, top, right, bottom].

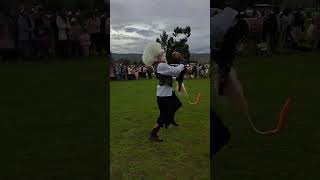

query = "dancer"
[[211, 4, 250, 157], [211, 4, 292, 157], [142, 42, 187, 142]]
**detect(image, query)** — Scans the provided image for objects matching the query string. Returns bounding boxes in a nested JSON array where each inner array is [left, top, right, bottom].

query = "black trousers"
[[157, 92, 182, 128], [57, 40, 69, 57], [71, 40, 80, 56], [211, 109, 230, 158]]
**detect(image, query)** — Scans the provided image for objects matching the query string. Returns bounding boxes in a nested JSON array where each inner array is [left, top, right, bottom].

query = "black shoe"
[[171, 121, 179, 127], [164, 124, 169, 129], [150, 135, 163, 142]]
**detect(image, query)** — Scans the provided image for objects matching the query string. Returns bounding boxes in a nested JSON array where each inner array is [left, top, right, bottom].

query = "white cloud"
[[110, 0, 210, 54]]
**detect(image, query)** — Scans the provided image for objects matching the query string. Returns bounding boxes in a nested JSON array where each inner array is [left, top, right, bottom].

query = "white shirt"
[[56, 16, 70, 40], [156, 63, 184, 97]]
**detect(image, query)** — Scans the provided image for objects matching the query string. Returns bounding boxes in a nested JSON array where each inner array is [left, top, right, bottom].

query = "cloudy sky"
[[110, 0, 210, 54]]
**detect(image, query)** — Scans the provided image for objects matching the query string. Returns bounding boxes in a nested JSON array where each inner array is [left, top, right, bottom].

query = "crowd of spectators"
[[0, 4, 110, 60], [212, 7, 320, 55], [110, 63, 210, 81]]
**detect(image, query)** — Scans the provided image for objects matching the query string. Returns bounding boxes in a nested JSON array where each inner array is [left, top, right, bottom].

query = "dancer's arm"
[[157, 63, 185, 77]]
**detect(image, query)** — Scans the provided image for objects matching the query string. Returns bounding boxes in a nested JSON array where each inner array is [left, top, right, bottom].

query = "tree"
[[156, 26, 192, 64], [173, 26, 191, 60], [156, 31, 169, 51]]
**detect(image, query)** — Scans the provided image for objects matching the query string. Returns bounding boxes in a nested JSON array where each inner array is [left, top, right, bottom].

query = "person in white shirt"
[[127, 66, 132, 80], [142, 42, 187, 142], [142, 66, 147, 79], [56, 12, 70, 56]]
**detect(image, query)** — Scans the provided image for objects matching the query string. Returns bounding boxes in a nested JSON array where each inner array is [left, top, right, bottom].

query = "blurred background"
[[0, 0, 110, 61]]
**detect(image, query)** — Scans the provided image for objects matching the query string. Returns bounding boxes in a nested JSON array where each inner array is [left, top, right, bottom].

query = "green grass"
[[110, 79, 210, 179], [213, 52, 320, 179], [0, 57, 107, 180], [3, 52, 317, 179]]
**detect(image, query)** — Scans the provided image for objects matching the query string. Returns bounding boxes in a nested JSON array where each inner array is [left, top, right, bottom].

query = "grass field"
[[213, 52, 320, 179], [0, 57, 107, 180], [2, 52, 319, 179], [110, 79, 210, 179]]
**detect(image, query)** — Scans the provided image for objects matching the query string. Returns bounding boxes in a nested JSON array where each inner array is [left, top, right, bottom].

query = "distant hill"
[[190, 53, 210, 64], [111, 53, 143, 63], [111, 53, 210, 64]]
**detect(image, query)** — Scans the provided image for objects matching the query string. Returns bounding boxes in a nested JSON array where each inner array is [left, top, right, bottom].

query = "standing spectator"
[[17, 8, 32, 58], [133, 66, 139, 80], [66, 11, 73, 22], [292, 9, 305, 48], [110, 64, 115, 80], [35, 7, 50, 58], [192, 65, 197, 78], [0, 11, 16, 60], [143, 66, 147, 79], [201, 64, 206, 77], [120, 65, 124, 80], [311, 12, 320, 50], [75, 10, 81, 20], [79, 28, 91, 56], [288, 9, 295, 27], [131, 65, 134, 79], [287, 9, 296, 48], [123, 65, 128, 80], [75, 10, 85, 29], [66, 11, 74, 56], [56, 11, 70, 57], [28, 7, 36, 57], [86, 13, 101, 55], [147, 66, 153, 79], [138, 65, 143, 79], [280, 9, 290, 49], [262, 9, 277, 55], [99, 13, 108, 55], [44, 11, 55, 56], [106, 17, 110, 55], [127, 65, 132, 80], [274, 7, 281, 52], [197, 64, 202, 78], [70, 17, 82, 56], [51, 11, 59, 56], [270, 9, 279, 53], [32, 7, 44, 58], [116, 65, 121, 80]]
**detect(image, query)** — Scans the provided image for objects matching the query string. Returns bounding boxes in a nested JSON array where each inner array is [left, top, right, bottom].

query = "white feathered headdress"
[[142, 42, 163, 66]]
